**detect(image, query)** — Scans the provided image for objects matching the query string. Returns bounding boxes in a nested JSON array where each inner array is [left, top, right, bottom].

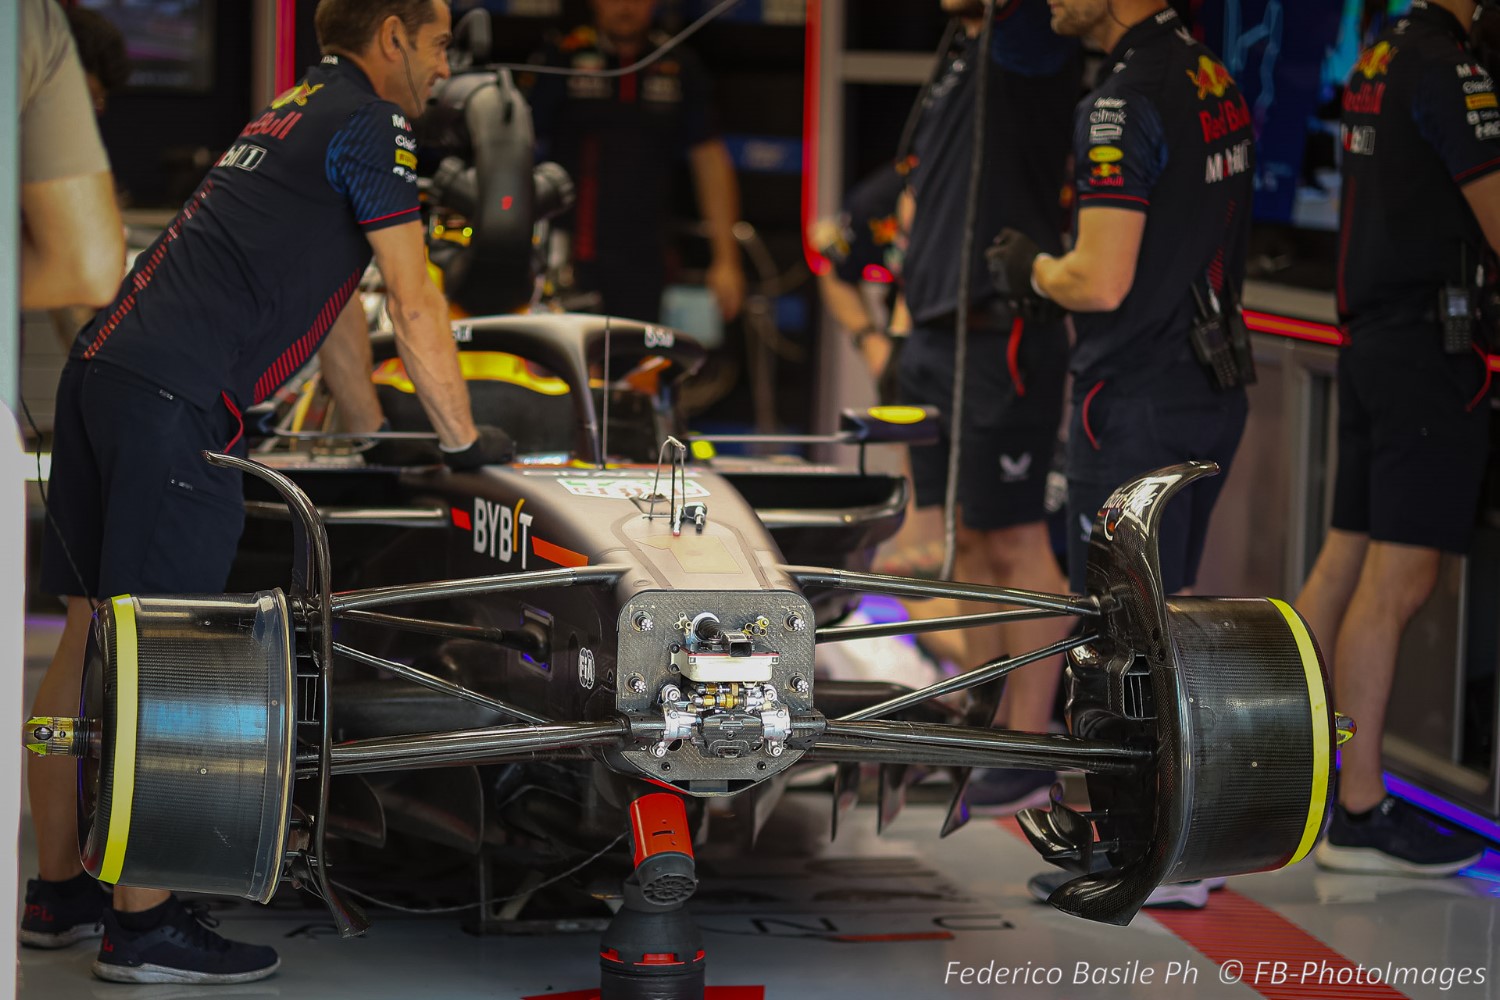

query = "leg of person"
[[1314, 341, 1490, 876], [960, 320, 1069, 812], [24, 360, 110, 949], [56, 363, 278, 982], [1296, 350, 1372, 658]]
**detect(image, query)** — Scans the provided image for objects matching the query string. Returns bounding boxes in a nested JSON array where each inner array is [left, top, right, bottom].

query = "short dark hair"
[[315, 0, 439, 56], [65, 8, 130, 92]]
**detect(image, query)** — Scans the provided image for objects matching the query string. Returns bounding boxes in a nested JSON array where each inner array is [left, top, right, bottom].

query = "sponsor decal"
[[393, 167, 418, 182], [271, 82, 323, 109], [1090, 108, 1127, 126], [643, 326, 676, 349], [1095, 97, 1126, 109], [1200, 96, 1251, 141], [1469, 92, 1499, 111], [1204, 138, 1253, 183], [1090, 123, 1124, 143], [1089, 146, 1124, 164], [1352, 42, 1395, 81], [391, 113, 411, 131], [868, 215, 900, 246], [1458, 63, 1489, 79], [578, 648, 595, 690], [1342, 83, 1386, 115], [1477, 120, 1500, 140], [216, 143, 266, 172], [395, 149, 418, 169], [1090, 162, 1124, 186], [555, 477, 710, 501], [472, 497, 535, 568], [1343, 124, 1378, 155], [395, 133, 417, 151], [1186, 55, 1235, 100], [642, 75, 683, 103], [999, 453, 1032, 483], [1464, 79, 1495, 94], [241, 110, 302, 141], [573, 51, 606, 70]]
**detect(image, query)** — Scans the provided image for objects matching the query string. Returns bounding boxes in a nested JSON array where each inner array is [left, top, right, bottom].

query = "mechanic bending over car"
[[1294, 0, 1496, 877], [896, 0, 1080, 814], [26, 0, 513, 984], [988, 0, 1254, 908]]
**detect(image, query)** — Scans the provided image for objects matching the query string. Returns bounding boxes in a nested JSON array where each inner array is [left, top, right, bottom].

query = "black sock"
[[1344, 805, 1376, 824], [43, 871, 100, 897], [112, 898, 174, 932]]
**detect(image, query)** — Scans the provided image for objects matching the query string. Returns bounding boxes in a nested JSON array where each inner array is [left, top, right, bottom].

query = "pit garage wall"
[[3, 2, 24, 995]]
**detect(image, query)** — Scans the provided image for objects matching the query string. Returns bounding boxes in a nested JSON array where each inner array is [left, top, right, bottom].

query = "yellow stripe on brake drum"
[[1267, 598, 1331, 866], [867, 405, 928, 425], [99, 595, 140, 885]]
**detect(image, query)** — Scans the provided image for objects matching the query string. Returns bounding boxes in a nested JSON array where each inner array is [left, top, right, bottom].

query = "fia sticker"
[[579, 647, 595, 690]]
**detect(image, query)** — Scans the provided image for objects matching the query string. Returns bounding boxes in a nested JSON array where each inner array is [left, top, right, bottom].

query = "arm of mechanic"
[[1464, 171, 1500, 253], [318, 296, 385, 434], [366, 220, 478, 450], [690, 139, 747, 321], [1032, 208, 1147, 313]]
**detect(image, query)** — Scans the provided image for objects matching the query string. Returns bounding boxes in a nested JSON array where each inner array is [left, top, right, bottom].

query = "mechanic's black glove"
[[362, 421, 442, 468], [441, 425, 516, 471], [985, 227, 1045, 302]]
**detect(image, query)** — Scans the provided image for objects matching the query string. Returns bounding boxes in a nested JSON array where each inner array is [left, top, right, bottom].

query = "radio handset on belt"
[[1441, 245, 1478, 355], [1189, 277, 1256, 391]]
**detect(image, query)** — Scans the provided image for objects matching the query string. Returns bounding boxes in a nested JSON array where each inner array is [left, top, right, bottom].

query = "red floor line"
[[996, 818, 1409, 999]]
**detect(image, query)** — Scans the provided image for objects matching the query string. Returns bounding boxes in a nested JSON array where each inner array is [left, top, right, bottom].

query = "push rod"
[[335, 609, 548, 659], [817, 607, 1068, 644], [332, 643, 551, 725], [332, 565, 626, 613], [329, 720, 627, 775], [838, 633, 1100, 722], [785, 566, 1099, 616], [815, 721, 1149, 775]]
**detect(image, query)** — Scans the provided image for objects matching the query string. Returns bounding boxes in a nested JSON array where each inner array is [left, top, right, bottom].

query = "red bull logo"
[[1090, 162, 1124, 187], [1186, 56, 1235, 100], [1353, 42, 1395, 81]]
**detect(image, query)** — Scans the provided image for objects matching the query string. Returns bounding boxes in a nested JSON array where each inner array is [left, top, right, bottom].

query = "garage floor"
[[17, 616, 1500, 1000]]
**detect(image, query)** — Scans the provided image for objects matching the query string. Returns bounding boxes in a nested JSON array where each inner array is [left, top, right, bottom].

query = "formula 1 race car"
[[24, 311, 1348, 1000]]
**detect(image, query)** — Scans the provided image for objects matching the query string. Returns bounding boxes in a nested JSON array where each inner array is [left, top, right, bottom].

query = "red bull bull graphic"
[[1186, 56, 1235, 100], [1352, 42, 1395, 81]]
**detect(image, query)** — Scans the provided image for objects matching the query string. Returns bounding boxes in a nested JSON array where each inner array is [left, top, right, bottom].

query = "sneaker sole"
[[19, 923, 103, 949], [92, 958, 281, 985], [1314, 841, 1483, 878], [967, 783, 1055, 817]]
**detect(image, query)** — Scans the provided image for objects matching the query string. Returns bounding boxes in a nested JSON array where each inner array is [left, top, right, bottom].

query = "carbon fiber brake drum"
[[79, 592, 296, 902]]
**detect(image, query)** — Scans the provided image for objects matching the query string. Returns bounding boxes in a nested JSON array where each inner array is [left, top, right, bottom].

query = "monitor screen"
[[78, 0, 215, 92], [1193, 0, 1411, 230]]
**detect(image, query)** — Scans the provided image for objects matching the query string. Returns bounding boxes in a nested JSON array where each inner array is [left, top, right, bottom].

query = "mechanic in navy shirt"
[[525, 0, 745, 324], [809, 159, 911, 386], [29, 0, 511, 983], [1295, 0, 1496, 876], [897, 0, 1080, 809], [994, 0, 1253, 599]]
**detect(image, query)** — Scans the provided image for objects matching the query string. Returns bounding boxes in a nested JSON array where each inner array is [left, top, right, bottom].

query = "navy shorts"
[[897, 316, 1068, 531], [1066, 360, 1247, 594], [40, 360, 247, 599], [1330, 327, 1491, 553]]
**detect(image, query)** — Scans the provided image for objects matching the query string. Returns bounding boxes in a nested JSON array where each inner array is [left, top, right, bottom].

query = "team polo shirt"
[[902, 0, 1079, 327], [526, 26, 715, 318], [1338, 0, 1500, 325], [74, 55, 420, 410], [1067, 7, 1255, 385]]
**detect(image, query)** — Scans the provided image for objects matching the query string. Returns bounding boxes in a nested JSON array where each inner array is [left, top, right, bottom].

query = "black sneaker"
[[92, 897, 280, 985], [19, 874, 107, 948], [965, 768, 1057, 815], [1315, 796, 1489, 877]]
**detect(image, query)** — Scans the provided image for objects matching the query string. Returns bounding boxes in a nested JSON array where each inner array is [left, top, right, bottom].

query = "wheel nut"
[[627, 673, 647, 694], [785, 613, 805, 632], [633, 611, 654, 632], [790, 675, 809, 696]]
